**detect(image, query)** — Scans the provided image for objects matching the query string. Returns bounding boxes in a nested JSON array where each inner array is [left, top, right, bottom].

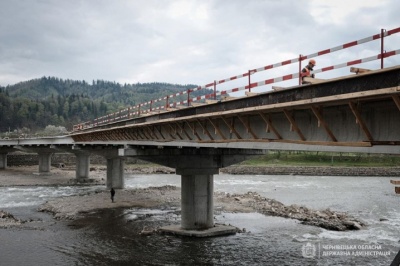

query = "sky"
[[0, 0, 399, 93]]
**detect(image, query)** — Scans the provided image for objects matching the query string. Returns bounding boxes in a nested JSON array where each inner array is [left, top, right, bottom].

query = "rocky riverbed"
[[0, 210, 22, 228], [35, 186, 365, 232], [216, 191, 364, 231], [3, 164, 393, 231]]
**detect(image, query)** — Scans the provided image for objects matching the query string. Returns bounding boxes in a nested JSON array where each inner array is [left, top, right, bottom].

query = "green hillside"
[[0, 76, 211, 135]]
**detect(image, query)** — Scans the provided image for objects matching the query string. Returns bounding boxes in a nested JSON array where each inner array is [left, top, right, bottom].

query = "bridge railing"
[[73, 27, 400, 132]]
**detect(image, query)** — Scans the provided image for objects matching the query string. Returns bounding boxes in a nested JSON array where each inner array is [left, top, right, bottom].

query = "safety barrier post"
[[138, 104, 141, 116], [166, 96, 169, 109], [187, 89, 191, 106], [381, 28, 386, 69], [298, 54, 303, 85], [248, 70, 251, 92], [150, 100, 153, 112], [213, 80, 216, 100]]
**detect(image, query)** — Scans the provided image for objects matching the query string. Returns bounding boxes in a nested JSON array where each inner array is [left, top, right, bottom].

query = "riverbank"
[[1, 164, 399, 188], [128, 164, 400, 177], [0, 165, 105, 187], [222, 165, 400, 176], [0, 164, 398, 189]]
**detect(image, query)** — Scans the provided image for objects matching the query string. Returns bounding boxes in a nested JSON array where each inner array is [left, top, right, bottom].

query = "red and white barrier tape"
[[217, 72, 250, 85], [74, 27, 400, 131], [82, 48, 400, 130], [314, 49, 400, 74], [252, 26, 400, 73], [251, 49, 400, 88]]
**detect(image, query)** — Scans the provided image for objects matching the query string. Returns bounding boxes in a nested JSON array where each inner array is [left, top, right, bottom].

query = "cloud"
[[0, 0, 398, 90]]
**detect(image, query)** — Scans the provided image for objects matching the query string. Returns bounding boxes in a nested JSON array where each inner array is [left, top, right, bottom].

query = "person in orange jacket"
[[301, 59, 316, 84]]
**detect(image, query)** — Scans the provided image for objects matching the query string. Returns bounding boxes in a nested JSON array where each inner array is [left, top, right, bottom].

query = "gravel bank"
[[36, 186, 365, 231]]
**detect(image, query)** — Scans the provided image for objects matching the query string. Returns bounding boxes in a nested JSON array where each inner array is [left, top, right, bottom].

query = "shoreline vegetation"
[[1, 151, 399, 232]]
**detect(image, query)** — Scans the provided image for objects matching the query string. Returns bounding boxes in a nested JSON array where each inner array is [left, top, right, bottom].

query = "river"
[[0, 173, 399, 265]]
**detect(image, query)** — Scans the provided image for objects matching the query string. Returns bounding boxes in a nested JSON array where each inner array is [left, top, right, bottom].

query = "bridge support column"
[[120, 146, 265, 237], [179, 169, 217, 230], [106, 158, 125, 189], [161, 167, 237, 237], [75, 152, 90, 181], [38, 152, 52, 173], [0, 153, 7, 169]]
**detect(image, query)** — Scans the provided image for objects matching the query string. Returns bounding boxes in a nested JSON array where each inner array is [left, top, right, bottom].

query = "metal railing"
[[73, 27, 400, 132]]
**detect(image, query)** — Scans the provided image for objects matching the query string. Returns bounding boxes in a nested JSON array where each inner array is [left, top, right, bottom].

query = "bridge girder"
[[72, 88, 400, 147], [70, 66, 400, 154]]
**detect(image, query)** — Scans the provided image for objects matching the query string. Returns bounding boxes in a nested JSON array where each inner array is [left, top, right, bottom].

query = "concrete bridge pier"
[[119, 146, 265, 237], [106, 158, 125, 189], [0, 152, 7, 169], [178, 168, 218, 230], [72, 145, 124, 188], [75, 152, 90, 181], [161, 164, 238, 237], [13, 146, 56, 174], [38, 152, 52, 173]]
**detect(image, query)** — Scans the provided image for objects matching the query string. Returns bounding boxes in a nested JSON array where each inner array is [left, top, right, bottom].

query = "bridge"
[[1, 28, 400, 236]]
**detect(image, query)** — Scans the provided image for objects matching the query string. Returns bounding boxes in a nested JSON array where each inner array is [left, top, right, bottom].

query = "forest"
[[0, 76, 212, 137]]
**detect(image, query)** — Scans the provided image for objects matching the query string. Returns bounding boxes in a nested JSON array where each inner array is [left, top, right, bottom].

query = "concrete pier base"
[[159, 224, 238, 238], [106, 158, 125, 189]]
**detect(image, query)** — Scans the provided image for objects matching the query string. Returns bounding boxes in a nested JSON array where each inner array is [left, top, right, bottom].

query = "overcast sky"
[[0, 0, 399, 92]]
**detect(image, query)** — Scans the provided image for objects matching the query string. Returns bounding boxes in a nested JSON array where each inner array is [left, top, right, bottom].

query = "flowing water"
[[0, 173, 399, 265]]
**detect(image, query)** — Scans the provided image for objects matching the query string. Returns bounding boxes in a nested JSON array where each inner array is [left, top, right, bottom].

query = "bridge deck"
[[71, 66, 400, 153]]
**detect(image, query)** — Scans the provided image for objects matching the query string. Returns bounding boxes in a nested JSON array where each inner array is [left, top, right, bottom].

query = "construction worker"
[[301, 59, 316, 84]]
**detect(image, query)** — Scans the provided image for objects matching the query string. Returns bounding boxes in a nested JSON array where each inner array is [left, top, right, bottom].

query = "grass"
[[241, 151, 400, 167]]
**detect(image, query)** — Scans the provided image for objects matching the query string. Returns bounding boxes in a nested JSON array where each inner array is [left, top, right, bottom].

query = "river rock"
[[218, 192, 365, 231], [0, 210, 21, 227]]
